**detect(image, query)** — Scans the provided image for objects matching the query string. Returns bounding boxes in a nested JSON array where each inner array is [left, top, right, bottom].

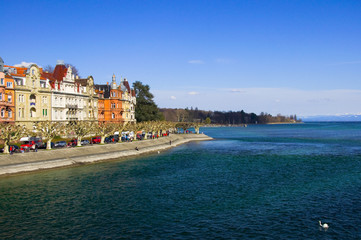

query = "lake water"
[[1, 122, 361, 239]]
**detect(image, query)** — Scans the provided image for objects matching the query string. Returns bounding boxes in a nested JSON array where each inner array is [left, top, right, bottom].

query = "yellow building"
[[8, 64, 52, 129]]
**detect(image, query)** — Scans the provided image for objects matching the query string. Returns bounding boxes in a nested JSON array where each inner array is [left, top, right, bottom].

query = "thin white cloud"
[[153, 88, 361, 116], [14, 61, 39, 68], [170, 96, 176, 100], [188, 60, 204, 64], [230, 89, 245, 93]]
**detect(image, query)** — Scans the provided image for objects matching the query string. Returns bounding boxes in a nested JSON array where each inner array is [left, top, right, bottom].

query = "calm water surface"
[[1, 122, 361, 239]]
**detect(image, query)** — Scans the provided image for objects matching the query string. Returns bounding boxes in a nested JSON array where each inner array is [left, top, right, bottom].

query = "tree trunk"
[[47, 139, 52, 149], [101, 136, 105, 144], [77, 137, 82, 147], [3, 141, 9, 154], [195, 127, 200, 134]]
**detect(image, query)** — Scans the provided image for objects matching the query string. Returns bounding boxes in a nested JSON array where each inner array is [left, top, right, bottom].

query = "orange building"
[[94, 74, 123, 123], [0, 57, 15, 124]]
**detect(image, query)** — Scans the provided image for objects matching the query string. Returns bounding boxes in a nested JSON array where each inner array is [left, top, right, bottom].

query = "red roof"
[[53, 64, 67, 81], [123, 80, 131, 93]]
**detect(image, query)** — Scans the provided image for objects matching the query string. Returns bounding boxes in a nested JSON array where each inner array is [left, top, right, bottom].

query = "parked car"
[[70, 139, 78, 147], [20, 137, 43, 151], [54, 141, 67, 148], [105, 135, 118, 143], [38, 142, 55, 149], [91, 136, 101, 144], [81, 140, 90, 145]]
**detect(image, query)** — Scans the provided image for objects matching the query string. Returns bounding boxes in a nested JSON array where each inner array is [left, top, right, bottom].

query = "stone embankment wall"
[[0, 134, 213, 176]]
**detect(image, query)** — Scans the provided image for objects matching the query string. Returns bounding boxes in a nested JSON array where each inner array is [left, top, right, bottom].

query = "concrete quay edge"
[[0, 134, 213, 176]]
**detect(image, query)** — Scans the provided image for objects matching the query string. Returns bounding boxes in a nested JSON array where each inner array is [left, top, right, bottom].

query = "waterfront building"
[[120, 78, 136, 123], [5, 63, 52, 128], [0, 57, 15, 124], [94, 74, 123, 123], [41, 61, 98, 123]]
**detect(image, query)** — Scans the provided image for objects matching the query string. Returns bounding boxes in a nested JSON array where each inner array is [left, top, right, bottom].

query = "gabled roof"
[[52, 64, 67, 81], [123, 80, 131, 93], [75, 78, 88, 86], [4, 65, 27, 76], [41, 72, 56, 81]]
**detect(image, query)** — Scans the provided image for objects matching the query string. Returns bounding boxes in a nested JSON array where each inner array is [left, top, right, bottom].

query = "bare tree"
[[0, 124, 27, 154], [67, 121, 94, 147], [43, 65, 54, 73], [175, 122, 193, 133], [115, 122, 127, 140], [65, 63, 80, 77], [42, 63, 80, 77], [193, 122, 204, 134], [35, 121, 64, 149], [93, 122, 116, 144]]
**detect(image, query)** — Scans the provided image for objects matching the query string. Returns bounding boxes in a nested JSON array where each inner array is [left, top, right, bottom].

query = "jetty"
[[0, 134, 212, 176]]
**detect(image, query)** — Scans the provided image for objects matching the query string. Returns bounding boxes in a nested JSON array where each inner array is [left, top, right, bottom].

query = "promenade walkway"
[[0, 134, 212, 176]]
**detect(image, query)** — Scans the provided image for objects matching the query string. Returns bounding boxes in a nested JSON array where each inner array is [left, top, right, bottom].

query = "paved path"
[[0, 134, 213, 176]]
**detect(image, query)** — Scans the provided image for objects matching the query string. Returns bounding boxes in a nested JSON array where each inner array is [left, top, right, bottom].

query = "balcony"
[[66, 104, 78, 109]]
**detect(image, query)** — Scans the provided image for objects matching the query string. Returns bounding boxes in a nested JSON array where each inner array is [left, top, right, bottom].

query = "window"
[[0, 93, 2, 101], [15, 78, 23, 86], [7, 82, 13, 88], [43, 109, 47, 116], [18, 108, 21, 118], [0, 109, 4, 117], [112, 113, 115, 119], [8, 110, 12, 118], [8, 95, 12, 103], [0, 78, 4, 85], [22, 108, 24, 118]]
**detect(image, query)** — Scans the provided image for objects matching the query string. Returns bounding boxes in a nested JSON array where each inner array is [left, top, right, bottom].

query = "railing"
[[66, 104, 78, 109]]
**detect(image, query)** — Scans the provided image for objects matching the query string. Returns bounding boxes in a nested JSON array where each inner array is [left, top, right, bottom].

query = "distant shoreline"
[[203, 122, 303, 127], [0, 134, 213, 177]]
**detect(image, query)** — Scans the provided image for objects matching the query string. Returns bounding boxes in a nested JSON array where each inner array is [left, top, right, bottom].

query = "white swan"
[[319, 220, 329, 229]]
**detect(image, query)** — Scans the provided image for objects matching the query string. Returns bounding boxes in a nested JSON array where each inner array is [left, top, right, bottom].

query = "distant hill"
[[302, 114, 361, 122], [159, 108, 300, 124]]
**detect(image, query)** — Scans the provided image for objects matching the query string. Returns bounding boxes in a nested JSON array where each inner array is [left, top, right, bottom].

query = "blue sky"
[[1, 0, 361, 116]]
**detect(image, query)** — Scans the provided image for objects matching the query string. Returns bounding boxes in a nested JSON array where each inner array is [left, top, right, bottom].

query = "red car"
[[91, 136, 101, 144]]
